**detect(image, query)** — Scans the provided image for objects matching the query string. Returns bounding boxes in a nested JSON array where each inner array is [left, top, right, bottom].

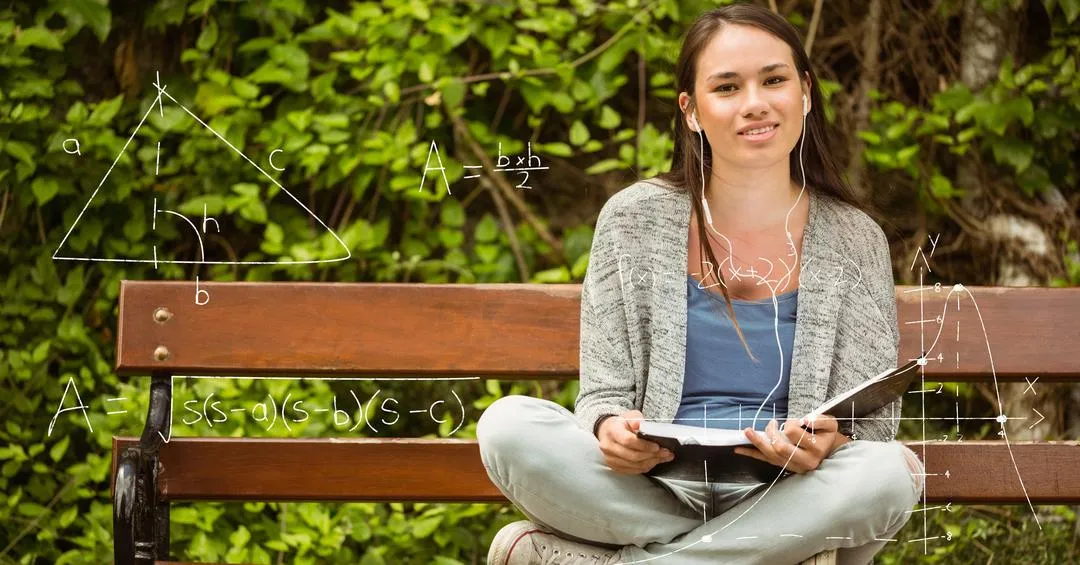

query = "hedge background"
[[2, 0, 1079, 563]]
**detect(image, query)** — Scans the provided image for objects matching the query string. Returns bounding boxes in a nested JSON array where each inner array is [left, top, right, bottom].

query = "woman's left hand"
[[733, 414, 848, 474]]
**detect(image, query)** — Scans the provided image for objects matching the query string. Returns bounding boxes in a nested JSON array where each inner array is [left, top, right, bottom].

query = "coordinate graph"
[[609, 233, 1048, 564], [51, 72, 351, 268], [903, 251, 1047, 554]]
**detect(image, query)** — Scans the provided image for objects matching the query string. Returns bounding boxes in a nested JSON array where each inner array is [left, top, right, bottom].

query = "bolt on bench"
[[111, 280, 1080, 565]]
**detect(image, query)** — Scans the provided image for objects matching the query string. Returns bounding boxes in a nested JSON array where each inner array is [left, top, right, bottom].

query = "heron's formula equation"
[[179, 388, 466, 435], [46, 376, 468, 438]]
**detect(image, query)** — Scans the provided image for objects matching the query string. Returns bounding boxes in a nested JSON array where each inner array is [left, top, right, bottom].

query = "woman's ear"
[[679, 92, 698, 132]]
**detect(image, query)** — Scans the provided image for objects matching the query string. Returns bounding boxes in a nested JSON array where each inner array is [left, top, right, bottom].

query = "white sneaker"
[[488, 520, 619, 564]]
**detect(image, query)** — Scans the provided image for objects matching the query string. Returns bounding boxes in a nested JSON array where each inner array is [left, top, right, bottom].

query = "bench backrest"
[[113, 281, 1080, 505]]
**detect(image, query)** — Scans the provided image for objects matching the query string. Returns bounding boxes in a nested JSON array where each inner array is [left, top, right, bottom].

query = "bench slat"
[[117, 281, 581, 378], [117, 282, 1080, 380], [113, 437, 1080, 504]]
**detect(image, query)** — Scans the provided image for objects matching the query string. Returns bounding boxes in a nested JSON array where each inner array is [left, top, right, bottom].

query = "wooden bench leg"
[[798, 549, 837, 565]]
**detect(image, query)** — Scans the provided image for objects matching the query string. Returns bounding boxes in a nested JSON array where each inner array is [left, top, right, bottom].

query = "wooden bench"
[[110, 280, 1080, 564]]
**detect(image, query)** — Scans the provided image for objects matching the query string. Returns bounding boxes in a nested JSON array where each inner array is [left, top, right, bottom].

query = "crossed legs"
[[477, 395, 923, 565]]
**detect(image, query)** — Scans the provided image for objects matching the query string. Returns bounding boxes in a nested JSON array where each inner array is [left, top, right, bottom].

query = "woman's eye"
[[715, 76, 787, 93]]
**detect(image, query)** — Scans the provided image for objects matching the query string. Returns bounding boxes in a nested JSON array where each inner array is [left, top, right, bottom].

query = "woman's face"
[[680, 24, 809, 169]]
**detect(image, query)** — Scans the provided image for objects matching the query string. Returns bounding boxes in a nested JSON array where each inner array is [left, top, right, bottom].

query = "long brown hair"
[[655, 3, 871, 361]]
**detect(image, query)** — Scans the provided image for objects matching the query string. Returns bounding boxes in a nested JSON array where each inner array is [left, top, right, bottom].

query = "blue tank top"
[[675, 275, 797, 432]]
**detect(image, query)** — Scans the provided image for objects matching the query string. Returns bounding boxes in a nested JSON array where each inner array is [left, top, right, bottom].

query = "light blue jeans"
[[477, 395, 925, 565]]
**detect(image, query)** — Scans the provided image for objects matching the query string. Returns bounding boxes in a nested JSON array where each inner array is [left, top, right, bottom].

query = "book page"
[[638, 421, 766, 447]]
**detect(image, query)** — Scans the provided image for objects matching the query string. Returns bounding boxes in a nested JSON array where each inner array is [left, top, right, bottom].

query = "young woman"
[[478, 4, 925, 565]]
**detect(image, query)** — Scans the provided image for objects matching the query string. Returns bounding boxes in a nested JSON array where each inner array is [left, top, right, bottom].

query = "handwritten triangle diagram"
[[53, 76, 351, 266]]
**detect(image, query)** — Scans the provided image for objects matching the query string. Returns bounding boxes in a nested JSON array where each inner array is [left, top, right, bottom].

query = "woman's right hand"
[[597, 410, 676, 474]]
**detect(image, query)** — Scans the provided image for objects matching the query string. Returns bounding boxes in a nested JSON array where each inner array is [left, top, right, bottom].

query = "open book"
[[636, 358, 922, 483]]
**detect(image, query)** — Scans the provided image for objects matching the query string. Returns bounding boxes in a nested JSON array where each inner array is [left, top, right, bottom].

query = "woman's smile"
[[739, 123, 780, 143]]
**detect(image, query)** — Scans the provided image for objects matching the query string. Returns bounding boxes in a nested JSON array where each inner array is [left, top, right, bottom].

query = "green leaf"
[[286, 108, 314, 131], [5, 141, 35, 166], [478, 24, 512, 58], [66, 102, 89, 124], [1004, 95, 1034, 126], [571, 252, 590, 279], [598, 105, 621, 129], [1061, 0, 1080, 23], [229, 525, 251, 548], [87, 95, 124, 126], [340, 219, 377, 251], [49, 436, 69, 462], [240, 200, 268, 224], [32, 340, 51, 363], [474, 243, 500, 264], [991, 138, 1034, 173], [532, 266, 570, 283], [440, 200, 465, 227], [474, 214, 499, 242], [32, 177, 60, 206], [535, 142, 572, 157], [1014, 64, 1036, 86], [518, 78, 550, 112], [930, 172, 956, 198], [59, 0, 112, 42], [411, 515, 442, 538], [16, 27, 63, 51], [933, 84, 973, 112], [569, 121, 590, 146], [857, 131, 882, 145], [247, 62, 294, 85], [585, 158, 623, 175], [441, 78, 465, 108], [197, 18, 219, 51], [231, 78, 259, 100], [58, 505, 78, 527], [409, 0, 430, 20], [582, 140, 603, 153], [359, 548, 386, 565], [438, 227, 464, 249], [1017, 164, 1051, 196], [884, 122, 909, 140], [419, 61, 434, 83], [265, 223, 284, 244], [1024, 78, 1049, 95], [179, 195, 226, 216], [196, 83, 244, 114], [149, 106, 186, 131], [896, 144, 920, 163], [596, 33, 637, 73], [18, 502, 47, 517], [550, 92, 574, 113]]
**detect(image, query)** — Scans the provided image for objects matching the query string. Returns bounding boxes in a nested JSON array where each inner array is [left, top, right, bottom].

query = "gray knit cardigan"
[[575, 177, 901, 443]]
